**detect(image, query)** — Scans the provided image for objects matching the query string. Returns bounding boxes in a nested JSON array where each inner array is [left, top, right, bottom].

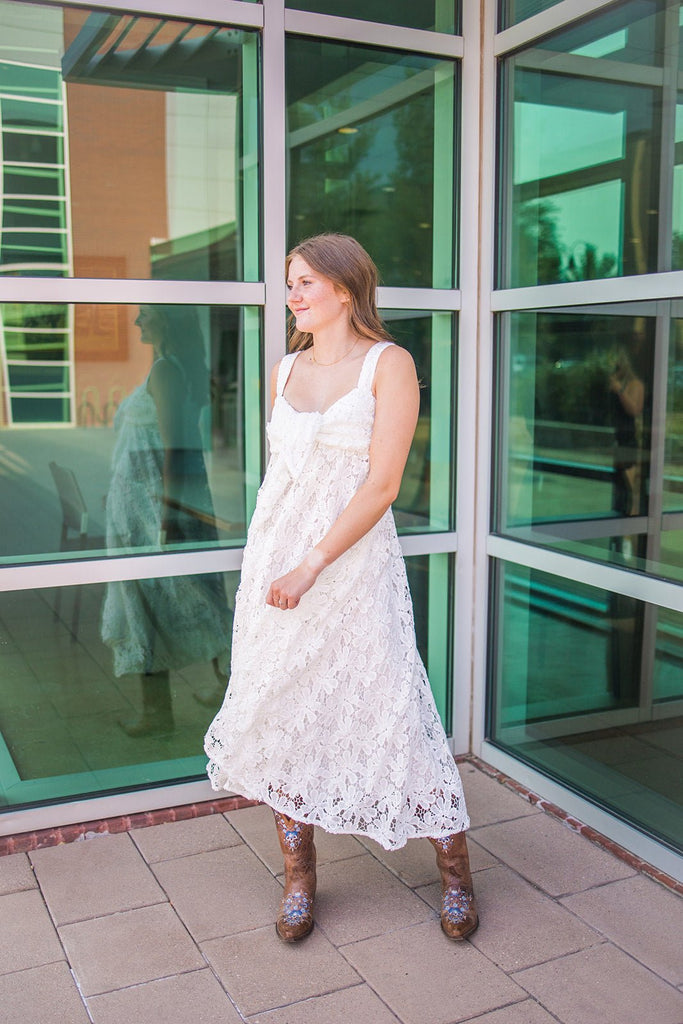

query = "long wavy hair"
[[286, 233, 393, 353]]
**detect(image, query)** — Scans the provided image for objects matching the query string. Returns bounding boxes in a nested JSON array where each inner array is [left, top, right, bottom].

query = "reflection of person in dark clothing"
[[102, 305, 232, 736], [608, 346, 645, 521], [607, 342, 645, 701]]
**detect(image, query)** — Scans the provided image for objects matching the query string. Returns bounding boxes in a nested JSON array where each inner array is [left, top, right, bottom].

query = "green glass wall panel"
[[0, 1, 260, 282], [0, 303, 260, 560], [493, 306, 683, 584], [383, 311, 456, 533], [405, 552, 453, 730], [497, 0, 677, 288], [286, 0, 458, 34], [489, 562, 683, 851], [286, 37, 458, 288], [499, 0, 564, 30], [0, 574, 237, 810]]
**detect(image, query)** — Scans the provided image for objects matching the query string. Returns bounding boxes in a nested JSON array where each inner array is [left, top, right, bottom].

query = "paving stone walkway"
[[1, 761, 682, 1024]]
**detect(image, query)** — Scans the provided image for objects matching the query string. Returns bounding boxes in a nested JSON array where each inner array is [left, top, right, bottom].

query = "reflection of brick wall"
[[63, 11, 169, 419]]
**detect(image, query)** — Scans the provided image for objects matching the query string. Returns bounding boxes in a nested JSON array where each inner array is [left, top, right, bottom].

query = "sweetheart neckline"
[[277, 385, 369, 417]]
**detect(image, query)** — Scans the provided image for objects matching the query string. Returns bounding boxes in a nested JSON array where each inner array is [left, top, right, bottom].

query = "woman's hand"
[[266, 550, 326, 610]]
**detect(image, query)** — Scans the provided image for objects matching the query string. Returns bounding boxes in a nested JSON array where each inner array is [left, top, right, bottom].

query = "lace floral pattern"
[[204, 342, 469, 850]]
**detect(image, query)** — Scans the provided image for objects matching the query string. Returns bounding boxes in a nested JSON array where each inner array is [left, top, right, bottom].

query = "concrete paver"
[[512, 942, 683, 1024], [151, 844, 283, 941], [0, 888, 64, 974], [30, 832, 165, 924], [473, 812, 636, 896], [561, 873, 683, 986], [201, 924, 360, 1016], [342, 919, 527, 1024], [130, 813, 242, 863], [0, 850, 36, 894], [1, 761, 680, 1024], [87, 969, 243, 1024], [59, 903, 205, 996], [0, 962, 91, 1024]]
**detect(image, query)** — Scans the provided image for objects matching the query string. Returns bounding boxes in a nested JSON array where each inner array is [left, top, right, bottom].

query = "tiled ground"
[[1, 761, 682, 1024]]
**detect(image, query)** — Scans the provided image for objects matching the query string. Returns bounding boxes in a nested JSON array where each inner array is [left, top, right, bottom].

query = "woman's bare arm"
[[266, 345, 419, 609]]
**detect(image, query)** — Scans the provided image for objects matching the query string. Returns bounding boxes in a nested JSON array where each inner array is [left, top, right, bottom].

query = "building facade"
[[0, 0, 681, 881]]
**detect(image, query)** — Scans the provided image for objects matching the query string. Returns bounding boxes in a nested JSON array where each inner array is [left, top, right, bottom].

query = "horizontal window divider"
[[487, 535, 683, 614], [46, 0, 264, 28], [284, 10, 463, 59], [494, 0, 621, 57], [503, 517, 649, 543], [0, 547, 245, 593], [0, 535, 455, 592], [479, 740, 683, 884], [399, 533, 457, 556], [377, 287, 461, 311], [0, 278, 265, 306], [491, 272, 683, 311]]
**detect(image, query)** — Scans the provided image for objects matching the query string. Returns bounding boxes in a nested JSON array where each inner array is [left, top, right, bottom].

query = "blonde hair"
[[286, 233, 393, 352]]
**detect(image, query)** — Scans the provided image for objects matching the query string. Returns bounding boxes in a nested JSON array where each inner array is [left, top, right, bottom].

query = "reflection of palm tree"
[[566, 242, 616, 281]]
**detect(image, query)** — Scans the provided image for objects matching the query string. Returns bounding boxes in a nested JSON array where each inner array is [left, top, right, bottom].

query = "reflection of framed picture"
[[74, 257, 128, 361]]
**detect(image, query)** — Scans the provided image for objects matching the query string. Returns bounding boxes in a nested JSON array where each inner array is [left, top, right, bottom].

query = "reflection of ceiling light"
[[382, 186, 395, 193], [338, 126, 358, 134], [418, 222, 431, 229]]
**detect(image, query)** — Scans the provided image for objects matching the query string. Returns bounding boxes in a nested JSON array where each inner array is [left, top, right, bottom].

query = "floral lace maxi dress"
[[204, 341, 469, 850]]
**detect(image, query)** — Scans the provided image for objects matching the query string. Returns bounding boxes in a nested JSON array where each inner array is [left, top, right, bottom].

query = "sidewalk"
[[1, 761, 682, 1024]]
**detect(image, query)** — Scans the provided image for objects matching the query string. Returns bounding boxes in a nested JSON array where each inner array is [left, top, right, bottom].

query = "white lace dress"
[[204, 341, 469, 850]]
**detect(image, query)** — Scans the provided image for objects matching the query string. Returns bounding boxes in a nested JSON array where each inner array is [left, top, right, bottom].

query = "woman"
[[102, 305, 231, 735], [205, 234, 477, 942]]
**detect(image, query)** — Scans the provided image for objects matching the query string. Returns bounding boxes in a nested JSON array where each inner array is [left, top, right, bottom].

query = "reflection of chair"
[[49, 461, 89, 638]]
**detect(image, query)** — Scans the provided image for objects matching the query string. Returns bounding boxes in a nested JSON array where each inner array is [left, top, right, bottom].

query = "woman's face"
[[286, 255, 349, 335], [135, 306, 163, 349]]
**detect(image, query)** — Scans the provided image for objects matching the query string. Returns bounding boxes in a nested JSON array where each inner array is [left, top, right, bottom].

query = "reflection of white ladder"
[[0, 54, 74, 426]]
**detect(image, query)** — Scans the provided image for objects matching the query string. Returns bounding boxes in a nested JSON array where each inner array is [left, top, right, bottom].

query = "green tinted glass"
[[489, 562, 683, 850], [0, 2, 260, 281], [287, 37, 458, 288], [494, 306, 683, 584], [405, 552, 453, 729], [383, 312, 456, 533], [498, 1, 674, 287], [499, 0, 564, 30], [0, 573, 238, 809], [0, 303, 261, 562], [286, 0, 457, 33]]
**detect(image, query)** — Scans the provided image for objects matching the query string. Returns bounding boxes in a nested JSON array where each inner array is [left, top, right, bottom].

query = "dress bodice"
[[266, 341, 392, 479]]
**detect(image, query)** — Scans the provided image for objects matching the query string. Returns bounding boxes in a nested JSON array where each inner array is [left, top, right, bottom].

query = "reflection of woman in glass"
[[608, 345, 645, 522], [102, 305, 231, 736], [205, 235, 476, 944]]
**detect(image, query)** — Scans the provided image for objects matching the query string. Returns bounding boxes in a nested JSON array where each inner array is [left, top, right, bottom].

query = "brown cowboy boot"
[[429, 832, 478, 940], [273, 811, 316, 942]]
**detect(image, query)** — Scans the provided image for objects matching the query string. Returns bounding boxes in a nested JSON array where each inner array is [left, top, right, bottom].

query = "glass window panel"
[[0, 2, 260, 281], [489, 561, 683, 851], [383, 311, 456, 533], [498, 0, 670, 288], [2, 197, 66, 230], [493, 306, 683, 584], [665, 314, 683, 513], [2, 131, 61, 164], [7, 363, 69, 391], [286, 37, 458, 288], [499, 0, 564, 30], [0, 574, 237, 809], [0, 303, 261, 561], [674, 95, 683, 269], [405, 552, 453, 729], [654, 606, 683, 703], [286, 0, 458, 34]]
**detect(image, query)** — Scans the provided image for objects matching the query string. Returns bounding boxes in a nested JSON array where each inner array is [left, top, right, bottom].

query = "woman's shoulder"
[[374, 341, 416, 376]]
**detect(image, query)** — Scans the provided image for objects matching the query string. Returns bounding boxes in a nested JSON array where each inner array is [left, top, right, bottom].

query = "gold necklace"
[[310, 339, 359, 366]]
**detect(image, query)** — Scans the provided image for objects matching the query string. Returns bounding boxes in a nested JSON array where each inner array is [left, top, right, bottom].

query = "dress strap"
[[358, 341, 393, 393], [276, 352, 299, 397]]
